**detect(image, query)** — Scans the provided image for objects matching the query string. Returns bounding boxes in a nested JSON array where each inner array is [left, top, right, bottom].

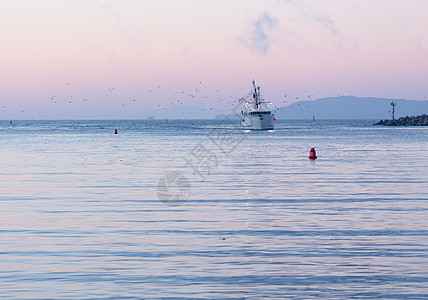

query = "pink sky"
[[1, 0, 427, 119]]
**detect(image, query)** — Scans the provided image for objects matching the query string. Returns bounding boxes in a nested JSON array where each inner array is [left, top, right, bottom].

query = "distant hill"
[[275, 96, 428, 120], [144, 96, 428, 120]]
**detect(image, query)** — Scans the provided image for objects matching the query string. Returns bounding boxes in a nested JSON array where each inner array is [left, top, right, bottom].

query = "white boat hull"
[[242, 114, 274, 130], [239, 80, 275, 130]]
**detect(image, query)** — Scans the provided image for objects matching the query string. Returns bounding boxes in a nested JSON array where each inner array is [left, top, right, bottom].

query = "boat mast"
[[252, 79, 260, 110]]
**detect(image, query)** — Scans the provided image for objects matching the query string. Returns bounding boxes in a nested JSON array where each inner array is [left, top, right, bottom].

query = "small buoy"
[[114, 129, 118, 134], [309, 148, 317, 160], [273, 117, 277, 121]]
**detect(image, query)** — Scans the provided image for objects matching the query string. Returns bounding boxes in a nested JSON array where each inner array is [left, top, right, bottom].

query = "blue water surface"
[[0, 119, 427, 299]]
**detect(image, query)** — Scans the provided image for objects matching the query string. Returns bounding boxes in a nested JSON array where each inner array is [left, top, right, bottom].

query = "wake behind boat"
[[239, 80, 275, 130]]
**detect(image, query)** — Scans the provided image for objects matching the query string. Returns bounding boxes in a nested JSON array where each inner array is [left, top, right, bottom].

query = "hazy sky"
[[1, 0, 428, 119]]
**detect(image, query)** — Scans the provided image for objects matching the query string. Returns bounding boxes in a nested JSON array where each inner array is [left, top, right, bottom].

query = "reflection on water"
[[0, 119, 427, 299]]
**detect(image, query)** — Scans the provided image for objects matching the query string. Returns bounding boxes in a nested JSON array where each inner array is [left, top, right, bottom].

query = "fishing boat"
[[239, 80, 275, 130]]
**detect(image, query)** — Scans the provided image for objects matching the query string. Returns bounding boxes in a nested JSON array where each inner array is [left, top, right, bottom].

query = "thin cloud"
[[81, 0, 113, 11], [239, 11, 279, 56], [280, 0, 338, 36], [81, 0, 145, 48]]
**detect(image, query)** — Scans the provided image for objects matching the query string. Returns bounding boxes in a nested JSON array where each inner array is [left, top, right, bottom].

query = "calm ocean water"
[[0, 119, 427, 299]]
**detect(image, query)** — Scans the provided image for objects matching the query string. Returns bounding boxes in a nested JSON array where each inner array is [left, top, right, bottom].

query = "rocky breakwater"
[[374, 114, 428, 126]]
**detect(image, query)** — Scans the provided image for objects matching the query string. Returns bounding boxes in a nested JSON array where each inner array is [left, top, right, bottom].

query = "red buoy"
[[309, 148, 317, 160], [114, 129, 118, 134], [273, 117, 277, 121]]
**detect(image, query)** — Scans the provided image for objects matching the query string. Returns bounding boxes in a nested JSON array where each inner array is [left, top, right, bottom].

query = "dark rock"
[[374, 114, 428, 126]]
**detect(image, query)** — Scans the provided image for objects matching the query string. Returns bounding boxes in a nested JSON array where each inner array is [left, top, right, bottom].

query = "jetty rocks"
[[374, 114, 428, 126]]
